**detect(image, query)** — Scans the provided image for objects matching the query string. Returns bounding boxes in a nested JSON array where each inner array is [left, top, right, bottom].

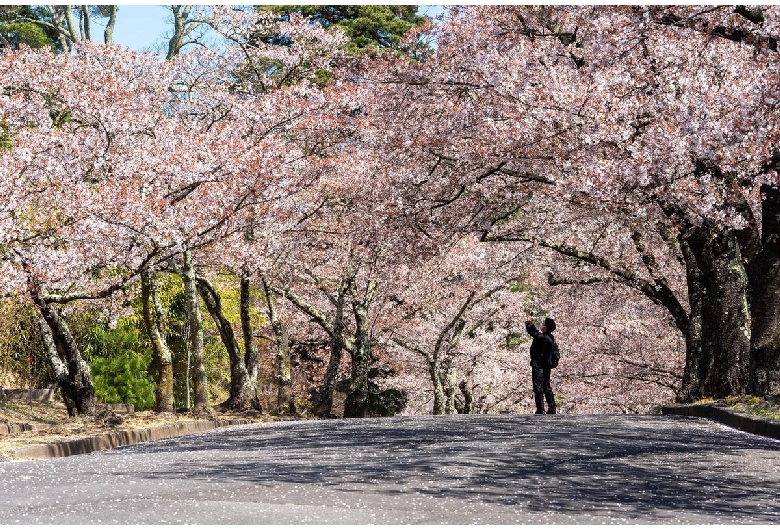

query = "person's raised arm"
[[525, 316, 543, 338]]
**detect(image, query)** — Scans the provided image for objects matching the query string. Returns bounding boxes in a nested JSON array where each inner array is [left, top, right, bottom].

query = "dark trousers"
[[531, 365, 555, 413]]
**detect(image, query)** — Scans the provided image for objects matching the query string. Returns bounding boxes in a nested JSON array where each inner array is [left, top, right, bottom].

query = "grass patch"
[[693, 395, 780, 422]]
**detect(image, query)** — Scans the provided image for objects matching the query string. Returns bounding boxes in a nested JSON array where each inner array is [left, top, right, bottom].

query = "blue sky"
[[109, 5, 446, 53], [111, 5, 175, 53]]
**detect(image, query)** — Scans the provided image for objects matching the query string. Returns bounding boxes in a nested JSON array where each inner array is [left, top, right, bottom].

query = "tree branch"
[[489, 232, 690, 332]]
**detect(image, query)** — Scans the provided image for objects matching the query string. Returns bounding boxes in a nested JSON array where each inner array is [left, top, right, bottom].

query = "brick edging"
[[12, 419, 254, 460], [662, 404, 780, 441]]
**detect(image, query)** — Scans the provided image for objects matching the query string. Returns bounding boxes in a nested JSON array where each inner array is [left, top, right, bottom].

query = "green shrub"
[[91, 351, 156, 411], [80, 321, 156, 411]]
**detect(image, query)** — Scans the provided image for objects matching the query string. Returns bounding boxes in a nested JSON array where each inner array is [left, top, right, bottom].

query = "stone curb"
[[12, 419, 255, 460], [662, 404, 780, 441], [0, 423, 36, 435]]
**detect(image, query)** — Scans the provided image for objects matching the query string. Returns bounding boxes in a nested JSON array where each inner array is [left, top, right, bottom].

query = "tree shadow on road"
[[113, 415, 780, 522]]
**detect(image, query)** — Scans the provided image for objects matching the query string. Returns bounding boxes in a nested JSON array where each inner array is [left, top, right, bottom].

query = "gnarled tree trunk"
[[678, 226, 751, 401], [313, 287, 346, 418], [429, 360, 446, 415], [748, 184, 780, 396], [261, 277, 292, 414], [344, 298, 371, 418], [197, 276, 258, 411], [30, 287, 95, 416], [36, 313, 77, 416], [103, 5, 118, 44], [240, 277, 259, 388], [443, 364, 457, 415]]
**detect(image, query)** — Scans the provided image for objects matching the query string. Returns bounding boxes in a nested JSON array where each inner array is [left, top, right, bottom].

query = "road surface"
[[1, 414, 779, 524]]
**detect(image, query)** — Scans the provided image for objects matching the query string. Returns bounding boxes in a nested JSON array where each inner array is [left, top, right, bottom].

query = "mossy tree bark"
[[141, 268, 175, 413], [181, 250, 209, 413]]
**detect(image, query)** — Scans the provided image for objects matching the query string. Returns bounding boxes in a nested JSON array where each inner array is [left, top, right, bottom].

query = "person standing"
[[525, 315, 557, 414]]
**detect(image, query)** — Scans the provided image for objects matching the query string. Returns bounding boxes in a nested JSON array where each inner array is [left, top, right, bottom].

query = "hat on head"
[[544, 317, 556, 333]]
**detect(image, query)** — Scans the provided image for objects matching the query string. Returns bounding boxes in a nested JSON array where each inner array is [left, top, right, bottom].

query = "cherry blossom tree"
[[242, 115, 451, 417], [0, 10, 342, 412], [384, 235, 530, 414], [0, 43, 181, 414], [377, 233, 682, 416], [350, 5, 780, 402], [167, 6, 348, 411], [7, 5, 780, 418]]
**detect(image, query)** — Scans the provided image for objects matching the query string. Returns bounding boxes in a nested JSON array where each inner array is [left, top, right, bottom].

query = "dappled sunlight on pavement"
[[1, 415, 778, 524]]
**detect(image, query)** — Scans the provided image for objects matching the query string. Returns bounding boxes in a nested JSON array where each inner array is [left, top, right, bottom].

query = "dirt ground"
[[0, 399, 273, 461]]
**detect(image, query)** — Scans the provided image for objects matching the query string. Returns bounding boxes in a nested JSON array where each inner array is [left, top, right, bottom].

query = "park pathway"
[[1, 414, 779, 524]]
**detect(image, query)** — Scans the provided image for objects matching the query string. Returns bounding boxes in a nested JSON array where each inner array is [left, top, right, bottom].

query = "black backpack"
[[545, 337, 560, 369]]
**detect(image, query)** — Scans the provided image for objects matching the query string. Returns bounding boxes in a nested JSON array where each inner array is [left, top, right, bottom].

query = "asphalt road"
[[1, 414, 779, 524]]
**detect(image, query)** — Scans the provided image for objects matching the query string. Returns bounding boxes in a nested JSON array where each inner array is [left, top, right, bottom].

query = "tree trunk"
[[30, 290, 94, 416], [141, 269, 175, 413], [316, 323, 343, 418], [458, 380, 473, 414], [197, 276, 257, 410], [748, 184, 780, 397], [62, 6, 80, 46], [309, 281, 348, 418], [429, 301, 470, 414], [80, 5, 91, 41], [274, 323, 292, 413], [166, 5, 194, 60], [182, 250, 209, 413], [678, 226, 751, 401], [344, 300, 371, 418], [240, 277, 259, 387], [261, 278, 292, 414], [36, 314, 77, 416], [443, 370, 457, 414], [429, 360, 446, 415], [103, 5, 118, 44]]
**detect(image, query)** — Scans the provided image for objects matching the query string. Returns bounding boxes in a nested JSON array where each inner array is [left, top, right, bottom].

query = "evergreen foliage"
[[90, 351, 156, 411], [260, 5, 425, 54], [0, 6, 57, 50], [82, 322, 156, 410]]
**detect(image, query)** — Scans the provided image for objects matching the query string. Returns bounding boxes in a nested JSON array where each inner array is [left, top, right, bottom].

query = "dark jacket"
[[526, 321, 554, 369]]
